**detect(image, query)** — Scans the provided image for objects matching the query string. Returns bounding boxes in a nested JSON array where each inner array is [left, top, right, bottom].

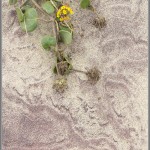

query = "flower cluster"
[[57, 5, 74, 21]]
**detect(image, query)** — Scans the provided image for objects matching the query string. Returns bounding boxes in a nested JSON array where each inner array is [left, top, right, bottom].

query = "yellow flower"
[[63, 10, 67, 14], [56, 5, 74, 22]]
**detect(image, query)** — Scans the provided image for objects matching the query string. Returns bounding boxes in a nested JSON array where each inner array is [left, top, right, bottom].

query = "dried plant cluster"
[[86, 67, 101, 85], [9, 0, 106, 93]]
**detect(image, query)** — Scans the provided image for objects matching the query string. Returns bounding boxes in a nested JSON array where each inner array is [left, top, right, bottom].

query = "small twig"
[[25, 18, 53, 22], [90, 5, 103, 19], [37, 18, 53, 22], [50, 0, 58, 10], [52, 21, 58, 52], [52, 18, 60, 75], [60, 22, 73, 32], [56, 64, 60, 75], [20, 0, 29, 8], [64, 22, 73, 32], [30, 0, 54, 19], [31, 0, 45, 13], [55, 20, 59, 31], [72, 69, 86, 74], [93, 9, 100, 19], [55, 20, 60, 38]]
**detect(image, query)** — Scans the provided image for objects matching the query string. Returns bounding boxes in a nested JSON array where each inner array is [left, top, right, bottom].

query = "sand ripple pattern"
[[2, 0, 148, 149]]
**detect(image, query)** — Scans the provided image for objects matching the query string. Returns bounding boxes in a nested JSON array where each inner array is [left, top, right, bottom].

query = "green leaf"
[[59, 25, 72, 44], [59, 30, 72, 45], [59, 25, 71, 32], [9, 0, 17, 5], [24, 7, 38, 19], [16, 7, 24, 22], [41, 35, 56, 50], [42, 1, 55, 14], [21, 5, 32, 12], [20, 8, 38, 32], [80, 0, 90, 9], [20, 19, 37, 32]]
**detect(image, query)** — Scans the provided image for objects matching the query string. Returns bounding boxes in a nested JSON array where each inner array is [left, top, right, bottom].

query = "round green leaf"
[[41, 35, 56, 50], [9, 0, 17, 5], [20, 19, 37, 32], [21, 5, 32, 12], [20, 8, 38, 32], [59, 30, 72, 45], [80, 0, 90, 9], [59, 25, 71, 32], [42, 1, 55, 14], [16, 7, 24, 22], [24, 7, 38, 19], [59, 30, 72, 44]]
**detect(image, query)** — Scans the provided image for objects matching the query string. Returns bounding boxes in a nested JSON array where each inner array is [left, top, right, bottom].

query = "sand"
[[2, 0, 148, 149]]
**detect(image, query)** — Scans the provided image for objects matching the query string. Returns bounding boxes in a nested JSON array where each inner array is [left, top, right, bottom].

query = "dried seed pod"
[[53, 77, 68, 93], [86, 67, 101, 84], [93, 17, 106, 29]]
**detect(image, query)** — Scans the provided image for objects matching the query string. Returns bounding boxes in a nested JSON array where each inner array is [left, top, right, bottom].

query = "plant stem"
[[52, 21, 58, 52], [90, 5, 102, 19], [52, 17, 60, 75], [65, 22, 73, 32], [37, 18, 53, 22], [55, 20, 59, 33], [20, 0, 29, 8], [31, 0, 45, 14], [72, 69, 86, 74], [50, 0, 58, 10]]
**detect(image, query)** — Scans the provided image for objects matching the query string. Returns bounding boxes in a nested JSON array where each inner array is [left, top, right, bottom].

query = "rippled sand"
[[2, 0, 148, 149]]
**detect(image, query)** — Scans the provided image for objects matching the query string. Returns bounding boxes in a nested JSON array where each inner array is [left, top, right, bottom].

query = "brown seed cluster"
[[86, 67, 101, 84], [93, 17, 106, 29]]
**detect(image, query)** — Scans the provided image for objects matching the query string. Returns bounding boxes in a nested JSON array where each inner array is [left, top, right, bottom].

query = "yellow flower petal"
[[63, 10, 67, 14], [57, 5, 73, 22]]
